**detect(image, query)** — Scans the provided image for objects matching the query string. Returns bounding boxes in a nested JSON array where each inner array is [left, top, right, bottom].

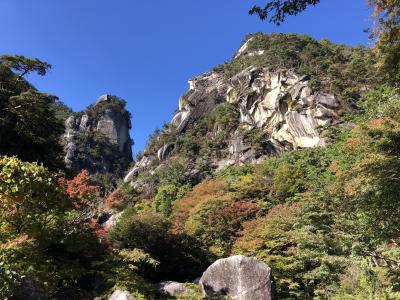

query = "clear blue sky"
[[0, 0, 372, 155]]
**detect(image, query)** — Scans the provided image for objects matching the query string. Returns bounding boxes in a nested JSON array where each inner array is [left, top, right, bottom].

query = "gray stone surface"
[[199, 255, 274, 300], [103, 211, 123, 231]]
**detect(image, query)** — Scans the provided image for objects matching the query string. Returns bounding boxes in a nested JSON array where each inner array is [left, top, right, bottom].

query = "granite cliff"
[[124, 33, 373, 192], [64, 94, 133, 175]]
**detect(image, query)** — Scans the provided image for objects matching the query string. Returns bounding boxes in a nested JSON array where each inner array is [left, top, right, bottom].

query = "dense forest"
[[1, 1, 400, 299]]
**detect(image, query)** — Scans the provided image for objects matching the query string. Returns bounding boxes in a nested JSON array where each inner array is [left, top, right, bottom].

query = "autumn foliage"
[[59, 169, 99, 209], [171, 180, 226, 234], [104, 189, 125, 211], [171, 179, 258, 256]]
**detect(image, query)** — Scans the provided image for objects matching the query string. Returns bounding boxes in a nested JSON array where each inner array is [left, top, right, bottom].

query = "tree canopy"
[[249, 0, 320, 24], [0, 56, 65, 170], [249, 0, 400, 86]]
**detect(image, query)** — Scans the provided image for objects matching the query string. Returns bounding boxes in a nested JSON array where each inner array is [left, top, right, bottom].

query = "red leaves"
[[58, 170, 99, 209], [215, 200, 258, 221], [104, 190, 125, 211]]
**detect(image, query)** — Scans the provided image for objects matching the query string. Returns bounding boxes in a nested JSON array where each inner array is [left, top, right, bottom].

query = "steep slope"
[[124, 33, 377, 195], [64, 94, 133, 176]]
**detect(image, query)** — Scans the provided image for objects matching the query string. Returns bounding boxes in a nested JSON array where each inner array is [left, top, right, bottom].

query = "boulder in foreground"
[[108, 290, 135, 300], [199, 255, 274, 300]]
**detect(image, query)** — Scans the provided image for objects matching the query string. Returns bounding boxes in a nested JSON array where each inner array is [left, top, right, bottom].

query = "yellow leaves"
[[183, 192, 233, 236], [171, 180, 226, 233], [343, 152, 386, 197], [233, 203, 303, 256], [116, 248, 159, 268]]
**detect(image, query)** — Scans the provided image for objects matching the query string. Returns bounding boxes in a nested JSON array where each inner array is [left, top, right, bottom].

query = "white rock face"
[[225, 67, 340, 149], [234, 37, 255, 59], [123, 155, 151, 183], [157, 144, 174, 161], [103, 211, 123, 231], [108, 290, 135, 300], [125, 66, 344, 183]]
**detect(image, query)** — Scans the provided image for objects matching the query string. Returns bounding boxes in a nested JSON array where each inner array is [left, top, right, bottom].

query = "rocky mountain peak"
[[123, 66, 344, 186], [123, 33, 375, 196], [63, 95, 133, 175], [95, 94, 111, 105]]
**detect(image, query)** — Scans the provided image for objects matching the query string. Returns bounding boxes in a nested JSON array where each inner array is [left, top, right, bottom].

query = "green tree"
[[0, 55, 51, 80], [249, 0, 321, 24], [0, 56, 65, 170], [249, 1, 400, 86], [0, 156, 96, 297], [215, 103, 239, 131], [370, 0, 400, 85], [153, 184, 191, 217]]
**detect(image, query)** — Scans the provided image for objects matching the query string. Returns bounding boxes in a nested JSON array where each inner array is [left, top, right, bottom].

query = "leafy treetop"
[[0, 55, 51, 80]]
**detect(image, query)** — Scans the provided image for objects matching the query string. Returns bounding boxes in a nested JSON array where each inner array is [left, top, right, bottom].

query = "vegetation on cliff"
[[1, 1, 400, 296]]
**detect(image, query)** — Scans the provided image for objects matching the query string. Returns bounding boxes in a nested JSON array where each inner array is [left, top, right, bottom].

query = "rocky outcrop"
[[171, 71, 227, 133], [157, 143, 174, 161], [199, 255, 274, 300], [123, 155, 151, 183], [226, 67, 341, 148], [157, 281, 194, 297], [122, 34, 366, 190], [64, 94, 133, 174]]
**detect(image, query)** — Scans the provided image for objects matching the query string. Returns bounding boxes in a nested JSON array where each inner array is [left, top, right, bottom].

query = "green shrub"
[[155, 158, 190, 186], [215, 164, 255, 182], [153, 184, 191, 217], [215, 103, 239, 131], [110, 207, 210, 282], [224, 33, 379, 96], [243, 128, 270, 154]]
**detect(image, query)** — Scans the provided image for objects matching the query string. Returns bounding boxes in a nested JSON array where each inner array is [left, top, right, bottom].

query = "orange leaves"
[[171, 180, 226, 234], [213, 200, 258, 226], [170, 179, 259, 256], [233, 203, 303, 255], [232, 218, 264, 254], [369, 118, 386, 129], [328, 161, 341, 176], [104, 190, 125, 211]]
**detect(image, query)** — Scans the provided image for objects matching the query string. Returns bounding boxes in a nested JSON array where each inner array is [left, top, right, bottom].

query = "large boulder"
[[108, 290, 135, 300], [199, 255, 274, 300]]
